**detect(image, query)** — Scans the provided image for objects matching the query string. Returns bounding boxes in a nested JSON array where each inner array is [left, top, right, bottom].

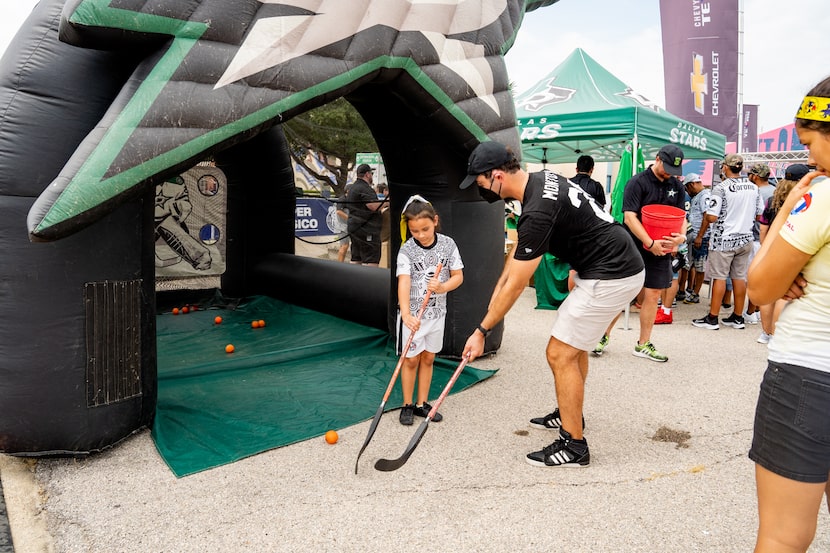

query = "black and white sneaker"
[[692, 313, 719, 330], [526, 428, 590, 468], [413, 402, 442, 422], [721, 313, 745, 329], [529, 408, 585, 431]]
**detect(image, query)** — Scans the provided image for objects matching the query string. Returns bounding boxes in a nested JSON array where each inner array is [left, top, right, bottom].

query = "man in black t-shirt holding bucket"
[[622, 144, 688, 363]]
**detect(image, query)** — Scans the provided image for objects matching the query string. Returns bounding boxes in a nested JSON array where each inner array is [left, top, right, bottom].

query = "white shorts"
[[397, 316, 445, 357], [551, 271, 645, 351]]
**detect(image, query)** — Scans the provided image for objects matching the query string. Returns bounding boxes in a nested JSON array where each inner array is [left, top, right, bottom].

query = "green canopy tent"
[[515, 48, 726, 165]]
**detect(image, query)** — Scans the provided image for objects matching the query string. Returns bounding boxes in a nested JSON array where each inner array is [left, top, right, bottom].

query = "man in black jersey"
[[570, 154, 606, 209], [460, 141, 645, 468]]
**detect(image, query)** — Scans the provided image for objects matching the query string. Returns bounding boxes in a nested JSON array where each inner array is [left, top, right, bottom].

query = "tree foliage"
[[283, 98, 378, 196]]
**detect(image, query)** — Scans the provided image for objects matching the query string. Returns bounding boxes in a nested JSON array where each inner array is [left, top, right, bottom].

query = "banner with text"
[[660, 0, 739, 142], [295, 197, 345, 237], [741, 104, 758, 152]]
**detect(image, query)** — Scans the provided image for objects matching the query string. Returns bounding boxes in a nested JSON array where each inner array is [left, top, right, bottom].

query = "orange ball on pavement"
[[325, 430, 338, 444], [225, 344, 235, 353]]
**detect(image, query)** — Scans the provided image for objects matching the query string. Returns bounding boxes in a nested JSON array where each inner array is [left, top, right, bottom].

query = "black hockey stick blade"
[[373, 419, 430, 472], [374, 353, 470, 472], [354, 400, 386, 474]]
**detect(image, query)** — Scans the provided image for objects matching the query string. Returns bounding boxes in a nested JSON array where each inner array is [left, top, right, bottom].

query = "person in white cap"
[[681, 173, 710, 304]]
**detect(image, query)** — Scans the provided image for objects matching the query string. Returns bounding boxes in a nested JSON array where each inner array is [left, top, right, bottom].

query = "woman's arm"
[[748, 173, 821, 305], [747, 237, 811, 306]]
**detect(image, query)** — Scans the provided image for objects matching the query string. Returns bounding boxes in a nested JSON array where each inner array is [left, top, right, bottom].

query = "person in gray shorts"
[[692, 153, 763, 331]]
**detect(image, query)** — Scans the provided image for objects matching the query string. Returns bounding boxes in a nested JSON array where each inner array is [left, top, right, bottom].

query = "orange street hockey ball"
[[214, 316, 223, 324], [225, 344, 235, 354], [251, 320, 260, 329], [324, 430, 338, 444]]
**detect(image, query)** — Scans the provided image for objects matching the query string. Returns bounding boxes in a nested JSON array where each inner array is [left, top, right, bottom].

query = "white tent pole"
[[632, 132, 639, 178], [736, 0, 745, 153]]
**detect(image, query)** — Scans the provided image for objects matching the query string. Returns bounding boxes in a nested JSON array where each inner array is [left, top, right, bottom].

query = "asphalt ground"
[[2, 286, 830, 552]]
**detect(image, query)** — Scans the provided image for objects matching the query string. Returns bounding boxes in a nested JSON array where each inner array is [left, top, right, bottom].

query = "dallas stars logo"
[[515, 78, 576, 112], [29, 0, 556, 239]]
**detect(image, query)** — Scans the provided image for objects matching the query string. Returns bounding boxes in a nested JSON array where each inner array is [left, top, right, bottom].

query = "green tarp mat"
[[151, 296, 496, 477]]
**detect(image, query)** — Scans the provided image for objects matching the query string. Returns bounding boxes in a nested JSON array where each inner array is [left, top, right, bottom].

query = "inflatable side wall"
[[0, 0, 521, 454]]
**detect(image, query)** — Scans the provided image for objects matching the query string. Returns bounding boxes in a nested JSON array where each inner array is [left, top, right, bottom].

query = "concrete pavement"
[[2, 287, 830, 552]]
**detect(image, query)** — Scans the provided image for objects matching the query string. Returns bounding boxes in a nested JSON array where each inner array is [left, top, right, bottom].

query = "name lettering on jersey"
[[542, 172, 560, 201]]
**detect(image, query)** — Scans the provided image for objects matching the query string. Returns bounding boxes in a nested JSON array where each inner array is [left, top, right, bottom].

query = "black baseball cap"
[[785, 163, 810, 181], [657, 144, 684, 176], [356, 163, 374, 176], [459, 142, 514, 189]]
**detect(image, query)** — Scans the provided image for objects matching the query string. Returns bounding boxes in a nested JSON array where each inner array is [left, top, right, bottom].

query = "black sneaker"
[[683, 291, 700, 304], [675, 290, 686, 301], [529, 408, 586, 430], [526, 428, 590, 468], [722, 313, 745, 329], [399, 404, 414, 426], [413, 402, 442, 422], [692, 314, 719, 330]]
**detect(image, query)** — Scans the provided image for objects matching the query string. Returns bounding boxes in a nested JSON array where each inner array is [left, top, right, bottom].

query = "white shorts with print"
[[397, 316, 446, 357]]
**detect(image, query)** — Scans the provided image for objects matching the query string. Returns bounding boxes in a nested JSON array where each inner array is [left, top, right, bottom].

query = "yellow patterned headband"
[[795, 96, 830, 123]]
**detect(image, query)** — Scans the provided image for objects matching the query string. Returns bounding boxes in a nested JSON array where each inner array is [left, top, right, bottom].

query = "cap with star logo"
[[657, 144, 684, 176]]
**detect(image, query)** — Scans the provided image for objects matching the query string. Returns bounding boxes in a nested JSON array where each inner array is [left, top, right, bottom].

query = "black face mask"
[[478, 187, 502, 203]]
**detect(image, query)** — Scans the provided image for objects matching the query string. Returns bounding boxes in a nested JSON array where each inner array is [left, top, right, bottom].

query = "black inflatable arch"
[[0, 0, 556, 454]]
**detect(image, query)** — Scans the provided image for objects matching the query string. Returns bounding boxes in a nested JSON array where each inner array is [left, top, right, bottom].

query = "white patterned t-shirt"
[[396, 233, 463, 321], [706, 177, 763, 251]]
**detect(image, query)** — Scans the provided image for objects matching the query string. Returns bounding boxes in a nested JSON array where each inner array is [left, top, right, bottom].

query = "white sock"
[[662, 306, 671, 315]]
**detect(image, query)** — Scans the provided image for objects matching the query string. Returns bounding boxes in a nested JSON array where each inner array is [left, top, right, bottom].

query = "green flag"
[[610, 141, 645, 223]]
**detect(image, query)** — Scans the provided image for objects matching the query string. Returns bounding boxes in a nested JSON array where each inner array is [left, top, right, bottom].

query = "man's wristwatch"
[[476, 324, 491, 337]]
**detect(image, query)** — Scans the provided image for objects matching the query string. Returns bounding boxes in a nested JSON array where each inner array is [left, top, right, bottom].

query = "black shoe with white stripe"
[[529, 408, 585, 431], [526, 428, 590, 468]]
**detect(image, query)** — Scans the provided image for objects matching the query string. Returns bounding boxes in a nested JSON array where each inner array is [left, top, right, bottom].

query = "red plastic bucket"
[[641, 204, 686, 250]]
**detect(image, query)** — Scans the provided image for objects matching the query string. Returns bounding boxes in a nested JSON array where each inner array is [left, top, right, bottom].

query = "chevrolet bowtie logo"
[[690, 53, 707, 115]]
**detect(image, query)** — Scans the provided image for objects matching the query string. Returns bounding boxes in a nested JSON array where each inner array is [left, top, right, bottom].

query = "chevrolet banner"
[[659, 0, 739, 142]]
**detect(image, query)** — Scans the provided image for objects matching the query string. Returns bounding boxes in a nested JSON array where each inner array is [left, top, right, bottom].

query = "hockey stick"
[[374, 352, 470, 472], [354, 262, 443, 474]]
